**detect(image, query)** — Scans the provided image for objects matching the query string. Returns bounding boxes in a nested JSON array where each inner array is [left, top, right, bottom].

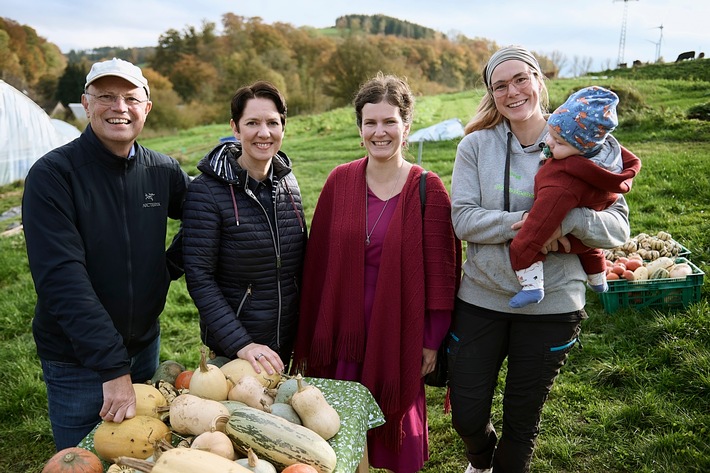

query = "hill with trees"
[[1, 13, 502, 126], [2, 12, 708, 131]]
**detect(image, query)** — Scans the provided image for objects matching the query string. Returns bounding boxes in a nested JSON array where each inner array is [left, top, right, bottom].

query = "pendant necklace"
[[365, 167, 402, 246]]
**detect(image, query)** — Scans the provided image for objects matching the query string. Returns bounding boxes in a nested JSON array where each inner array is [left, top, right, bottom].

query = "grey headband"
[[483, 45, 543, 88]]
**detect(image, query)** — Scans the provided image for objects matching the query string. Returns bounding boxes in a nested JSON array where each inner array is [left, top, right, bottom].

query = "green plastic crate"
[[599, 258, 704, 313]]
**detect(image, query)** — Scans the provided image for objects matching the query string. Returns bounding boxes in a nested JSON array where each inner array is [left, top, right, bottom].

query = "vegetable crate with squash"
[[600, 231, 704, 313]]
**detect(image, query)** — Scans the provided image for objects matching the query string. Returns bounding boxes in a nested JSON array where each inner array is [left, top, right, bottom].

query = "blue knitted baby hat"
[[548, 86, 619, 156]]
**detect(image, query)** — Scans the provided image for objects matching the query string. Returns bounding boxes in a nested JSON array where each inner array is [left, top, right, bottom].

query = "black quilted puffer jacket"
[[182, 142, 306, 363]]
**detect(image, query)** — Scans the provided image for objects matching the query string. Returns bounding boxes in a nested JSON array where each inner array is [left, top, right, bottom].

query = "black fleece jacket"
[[23, 125, 189, 382]]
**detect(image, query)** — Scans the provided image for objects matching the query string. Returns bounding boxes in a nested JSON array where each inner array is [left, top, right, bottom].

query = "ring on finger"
[[108, 411, 115, 416], [255, 353, 264, 360]]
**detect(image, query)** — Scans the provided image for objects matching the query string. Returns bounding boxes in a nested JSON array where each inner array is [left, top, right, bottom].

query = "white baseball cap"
[[85, 58, 150, 97]]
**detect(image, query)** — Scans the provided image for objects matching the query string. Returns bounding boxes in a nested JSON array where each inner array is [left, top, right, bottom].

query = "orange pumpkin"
[[281, 464, 319, 473], [41, 447, 103, 473], [174, 369, 194, 390]]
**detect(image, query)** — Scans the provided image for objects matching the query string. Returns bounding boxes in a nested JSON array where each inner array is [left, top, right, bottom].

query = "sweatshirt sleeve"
[[561, 195, 630, 249]]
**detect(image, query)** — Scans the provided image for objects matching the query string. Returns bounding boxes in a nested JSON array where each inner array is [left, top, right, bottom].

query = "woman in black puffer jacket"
[[182, 81, 306, 375]]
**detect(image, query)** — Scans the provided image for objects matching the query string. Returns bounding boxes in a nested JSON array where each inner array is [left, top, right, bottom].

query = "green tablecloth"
[[79, 377, 385, 472]]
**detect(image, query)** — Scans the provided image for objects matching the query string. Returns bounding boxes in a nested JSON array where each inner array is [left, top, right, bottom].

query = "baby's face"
[[544, 127, 578, 160]]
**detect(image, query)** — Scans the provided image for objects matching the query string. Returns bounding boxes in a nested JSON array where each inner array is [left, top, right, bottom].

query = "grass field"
[[0, 75, 708, 472]]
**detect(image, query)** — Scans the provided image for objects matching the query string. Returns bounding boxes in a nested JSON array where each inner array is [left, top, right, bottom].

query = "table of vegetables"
[[71, 353, 385, 473]]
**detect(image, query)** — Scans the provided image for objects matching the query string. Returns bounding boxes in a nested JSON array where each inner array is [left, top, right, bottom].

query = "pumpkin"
[[174, 370, 194, 390], [189, 347, 230, 401], [41, 447, 103, 473], [281, 464, 319, 473]]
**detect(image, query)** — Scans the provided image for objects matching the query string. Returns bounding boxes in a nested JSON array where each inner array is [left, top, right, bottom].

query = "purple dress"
[[334, 189, 449, 473]]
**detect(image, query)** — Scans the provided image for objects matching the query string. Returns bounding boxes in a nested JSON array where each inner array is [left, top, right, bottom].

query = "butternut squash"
[[189, 414, 235, 460], [93, 416, 171, 461], [228, 375, 276, 410], [116, 448, 251, 473], [290, 375, 340, 440], [168, 393, 230, 436]]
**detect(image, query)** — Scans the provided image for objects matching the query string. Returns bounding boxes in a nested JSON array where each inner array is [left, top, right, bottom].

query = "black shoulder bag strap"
[[420, 170, 428, 215]]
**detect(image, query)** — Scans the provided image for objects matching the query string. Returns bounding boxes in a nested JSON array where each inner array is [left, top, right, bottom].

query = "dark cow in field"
[[675, 51, 695, 62]]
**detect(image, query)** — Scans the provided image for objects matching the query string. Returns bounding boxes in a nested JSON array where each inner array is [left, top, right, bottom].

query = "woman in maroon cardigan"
[[293, 72, 461, 473]]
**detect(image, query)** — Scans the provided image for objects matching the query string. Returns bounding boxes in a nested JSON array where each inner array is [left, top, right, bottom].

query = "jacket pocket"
[[235, 284, 253, 318]]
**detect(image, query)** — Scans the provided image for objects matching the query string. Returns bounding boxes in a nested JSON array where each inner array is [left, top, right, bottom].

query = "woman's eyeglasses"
[[490, 73, 533, 97]]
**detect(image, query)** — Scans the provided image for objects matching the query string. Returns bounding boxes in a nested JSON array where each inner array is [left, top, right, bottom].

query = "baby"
[[509, 86, 641, 308]]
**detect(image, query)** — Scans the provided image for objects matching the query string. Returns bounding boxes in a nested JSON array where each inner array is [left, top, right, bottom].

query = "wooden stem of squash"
[[212, 414, 230, 432], [198, 346, 210, 373], [295, 373, 306, 392], [115, 456, 154, 472], [247, 447, 259, 467]]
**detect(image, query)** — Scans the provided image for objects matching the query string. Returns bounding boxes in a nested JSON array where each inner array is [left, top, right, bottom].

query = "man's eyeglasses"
[[85, 93, 150, 106], [489, 72, 533, 98]]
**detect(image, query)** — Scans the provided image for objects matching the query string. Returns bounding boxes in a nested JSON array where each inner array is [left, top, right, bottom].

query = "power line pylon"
[[615, 0, 639, 66]]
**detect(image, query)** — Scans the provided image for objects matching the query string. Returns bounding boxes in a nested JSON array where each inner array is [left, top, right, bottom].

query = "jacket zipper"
[[236, 284, 253, 317], [121, 159, 134, 344], [245, 184, 283, 351]]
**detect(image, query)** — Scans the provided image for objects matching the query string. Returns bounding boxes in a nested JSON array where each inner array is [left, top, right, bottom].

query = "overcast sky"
[[4, 0, 706, 75]]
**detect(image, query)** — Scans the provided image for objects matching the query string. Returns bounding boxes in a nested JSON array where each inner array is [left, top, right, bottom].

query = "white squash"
[[189, 347, 230, 401], [235, 447, 278, 473], [190, 415, 235, 460]]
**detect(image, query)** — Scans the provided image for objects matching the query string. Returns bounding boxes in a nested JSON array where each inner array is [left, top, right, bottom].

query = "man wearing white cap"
[[23, 58, 190, 450]]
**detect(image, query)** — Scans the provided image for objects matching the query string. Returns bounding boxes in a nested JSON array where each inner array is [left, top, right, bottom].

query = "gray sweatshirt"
[[451, 120, 630, 314]]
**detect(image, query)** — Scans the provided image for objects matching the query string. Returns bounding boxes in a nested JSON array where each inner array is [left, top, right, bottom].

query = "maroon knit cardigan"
[[293, 157, 461, 448]]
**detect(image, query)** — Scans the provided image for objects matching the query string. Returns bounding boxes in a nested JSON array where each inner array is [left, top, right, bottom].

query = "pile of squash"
[[604, 231, 694, 282], [603, 231, 685, 263], [83, 348, 341, 473]]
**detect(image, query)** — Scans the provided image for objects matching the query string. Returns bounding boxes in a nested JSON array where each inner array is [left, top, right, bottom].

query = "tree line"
[[1, 14, 560, 130]]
